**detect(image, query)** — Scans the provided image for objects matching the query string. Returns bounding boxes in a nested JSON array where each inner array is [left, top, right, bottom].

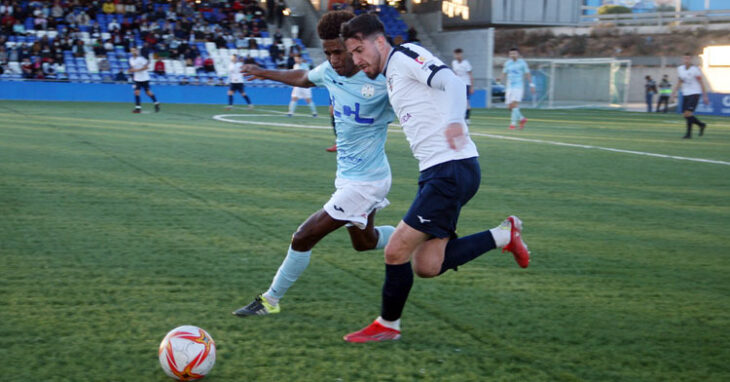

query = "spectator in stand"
[[407, 27, 419, 43], [42, 57, 57, 78], [90, 20, 102, 38], [93, 40, 106, 56], [273, 29, 283, 44], [154, 58, 165, 76], [21, 57, 33, 78], [115, 1, 125, 15], [51, 1, 64, 18], [64, 10, 76, 27], [98, 56, 110, 72], [0, 1, 13, 16], [108, 17, 120, 32], [77, 11, 91, 26], [72, 39, 86, 58], [114, 70, 127, 82], [0, 45, 7, 65], [194, 55, 204, 73], [34, 10, 47, 30], [203, 56, 215, 73], [102, 1, 115, 14], [12, 19, 25, 35], [125, 1, 136, 17], [247, 37, 258, 50]]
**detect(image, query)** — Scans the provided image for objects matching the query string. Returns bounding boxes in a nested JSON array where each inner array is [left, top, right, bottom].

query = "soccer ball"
[[158, 325, 216, 381]]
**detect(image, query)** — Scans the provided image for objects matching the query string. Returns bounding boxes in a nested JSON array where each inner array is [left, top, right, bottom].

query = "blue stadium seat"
[[68, 73, 80, 82]]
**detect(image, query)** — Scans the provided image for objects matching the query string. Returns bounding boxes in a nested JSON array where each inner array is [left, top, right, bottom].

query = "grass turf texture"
[[1, 100, 729, 381]]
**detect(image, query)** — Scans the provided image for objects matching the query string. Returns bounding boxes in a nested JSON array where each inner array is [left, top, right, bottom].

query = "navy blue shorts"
[[682, 94, 700, 112], [133, 81, 150, 91], [229, 83, 244, 92], [403, 157, 481, 238], [466, 85, 472, 100]]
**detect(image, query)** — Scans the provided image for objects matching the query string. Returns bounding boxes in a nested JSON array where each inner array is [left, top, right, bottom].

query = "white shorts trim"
[[291, 87, 312, 99], [506, 88, 524, 104], [323, 177, 391, 229]]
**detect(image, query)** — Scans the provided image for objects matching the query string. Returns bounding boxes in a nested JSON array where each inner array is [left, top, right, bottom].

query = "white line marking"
[[212, 114, 730, 166]]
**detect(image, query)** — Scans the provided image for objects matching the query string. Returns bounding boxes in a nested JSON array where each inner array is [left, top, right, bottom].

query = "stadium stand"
[[0, 0, 314, 86]]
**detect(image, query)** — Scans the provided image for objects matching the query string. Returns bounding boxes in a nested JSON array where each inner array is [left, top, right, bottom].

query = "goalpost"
[[525, 58, 632, 109]]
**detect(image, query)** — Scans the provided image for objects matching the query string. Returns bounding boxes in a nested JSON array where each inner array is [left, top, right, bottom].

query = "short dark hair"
[[454, 48, 463, 53], [317, 10, 355, 40], [509, 46, 519, 52], [340, 13, 385, 41]]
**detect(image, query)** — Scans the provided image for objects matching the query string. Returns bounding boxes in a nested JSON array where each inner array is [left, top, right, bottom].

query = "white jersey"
[[384, 43, 478, 171], [228, 61, 243, 84], [129, 55, 150, 82], [677, 65, 703, 96], [451, 59, 472, 86]]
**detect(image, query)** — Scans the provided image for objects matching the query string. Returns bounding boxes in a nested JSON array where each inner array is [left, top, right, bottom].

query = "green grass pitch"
[[1, 100, 729, 381]]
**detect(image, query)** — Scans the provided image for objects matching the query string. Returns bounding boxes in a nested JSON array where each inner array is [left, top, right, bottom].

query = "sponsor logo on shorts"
[[333, 205, 345, 213], [417, 215, 431, 224]]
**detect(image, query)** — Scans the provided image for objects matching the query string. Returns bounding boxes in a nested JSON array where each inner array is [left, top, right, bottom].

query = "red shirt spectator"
[[154, 59, 165, 75]]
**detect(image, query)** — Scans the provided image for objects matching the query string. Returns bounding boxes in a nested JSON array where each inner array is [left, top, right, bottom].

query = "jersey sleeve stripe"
[[426, 65, 450, 87]]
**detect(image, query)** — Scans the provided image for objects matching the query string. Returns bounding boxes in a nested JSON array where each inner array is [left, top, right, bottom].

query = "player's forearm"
[[256, 69, 313, 88]]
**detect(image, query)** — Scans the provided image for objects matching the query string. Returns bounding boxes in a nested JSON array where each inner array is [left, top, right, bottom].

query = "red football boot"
[[501, 215, 530, 268], [343, 320, 401, 343], [326, 144, 337, 152]]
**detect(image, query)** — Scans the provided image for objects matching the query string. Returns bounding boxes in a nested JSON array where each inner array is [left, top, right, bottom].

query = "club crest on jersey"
[[387, 76, 393, 92], [415, 56, 425, 64], [361, 84, 375, 98]]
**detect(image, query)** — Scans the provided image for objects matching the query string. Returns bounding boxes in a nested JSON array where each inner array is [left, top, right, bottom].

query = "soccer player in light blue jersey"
[[502, 47, 535, 129], [233, 11, 396, 317]]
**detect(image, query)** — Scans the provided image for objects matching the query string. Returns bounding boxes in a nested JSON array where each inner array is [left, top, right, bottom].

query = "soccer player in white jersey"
[[225, 54, 253, 110], [127, 47, 160, 113], [342, 14, 530, 343], [287, 54, 318, 117], [232, 11, 396, 317], [451, 48, 473, 124], [502, 47, 534, 129], [672, 53, 709, 139]]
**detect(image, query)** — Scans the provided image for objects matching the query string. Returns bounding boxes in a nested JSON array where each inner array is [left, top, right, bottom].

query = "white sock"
[[288, 100, 296, 114], [261, 292, 279, 306], [510, 108, 518, 125], [308, 101, 317, 115], [376, 316, 401, 331], [489, 224, 511, 248]]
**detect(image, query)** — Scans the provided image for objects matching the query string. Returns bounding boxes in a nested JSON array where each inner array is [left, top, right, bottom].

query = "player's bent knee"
[[291, 228, 318, 251]]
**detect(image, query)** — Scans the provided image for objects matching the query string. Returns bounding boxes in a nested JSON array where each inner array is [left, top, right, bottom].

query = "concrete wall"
[[428, 29, 493, 88]]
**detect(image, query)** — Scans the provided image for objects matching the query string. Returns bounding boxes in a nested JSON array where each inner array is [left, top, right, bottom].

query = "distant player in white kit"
[[451, 48, 473, 124], [128, 47, 160, 113], [502, 47, 534, 129], [226, 54, 253, 110], [288, 54, 318, 117], [672, 53, 709, 139], [342, 14, 530, 343]]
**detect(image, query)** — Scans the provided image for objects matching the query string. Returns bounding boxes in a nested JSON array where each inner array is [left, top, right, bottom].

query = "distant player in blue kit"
[[503, 47, 535, 129], [232, 11, 396, 317]]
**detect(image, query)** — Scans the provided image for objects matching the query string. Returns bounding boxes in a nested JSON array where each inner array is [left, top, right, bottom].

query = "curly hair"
[[317, 10, 355, 40]]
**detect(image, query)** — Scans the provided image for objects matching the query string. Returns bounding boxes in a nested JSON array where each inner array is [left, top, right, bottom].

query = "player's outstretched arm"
[[241, 64, 315, 88]]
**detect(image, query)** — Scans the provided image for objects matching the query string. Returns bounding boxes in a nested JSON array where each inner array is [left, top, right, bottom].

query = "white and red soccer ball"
[[158, 325, 216, 381]]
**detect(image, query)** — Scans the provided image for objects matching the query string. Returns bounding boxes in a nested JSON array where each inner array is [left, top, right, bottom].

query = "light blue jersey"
[[308, 61, 394, 182], [503, 58, 530, 89]]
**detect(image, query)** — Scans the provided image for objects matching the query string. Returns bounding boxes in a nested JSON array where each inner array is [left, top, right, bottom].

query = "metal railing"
[[579, 9, 730, 27]]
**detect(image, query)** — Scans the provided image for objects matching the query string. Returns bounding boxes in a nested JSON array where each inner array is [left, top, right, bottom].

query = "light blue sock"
[[264, 246, 311, 301], [375, 225, 396, 249], [308, 101, 317, 115], [515, 107, 523, 120], [288, 100, 297, 114], [510, 108, 518, 125]]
